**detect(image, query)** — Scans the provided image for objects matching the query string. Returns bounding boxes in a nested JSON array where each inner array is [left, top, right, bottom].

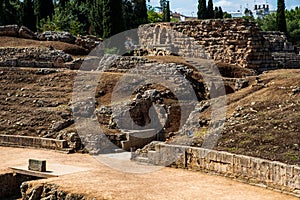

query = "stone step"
[[134, 156, 149, 163]]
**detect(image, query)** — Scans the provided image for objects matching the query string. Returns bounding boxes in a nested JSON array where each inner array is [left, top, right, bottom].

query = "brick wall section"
[[136, 143, 300, 197], [0, 134, 68, 150]]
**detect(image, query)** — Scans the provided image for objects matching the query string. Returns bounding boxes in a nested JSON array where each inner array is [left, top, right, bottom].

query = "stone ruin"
[[0, 47, 73, 68], [1, 19, 300, 71], [0, 25, 102, 51], [138, 18, 300, 71]]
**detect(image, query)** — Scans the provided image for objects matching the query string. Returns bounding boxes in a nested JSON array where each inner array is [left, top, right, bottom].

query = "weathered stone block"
[[19, 26, 36, 39], [28, 159, 46, 172]]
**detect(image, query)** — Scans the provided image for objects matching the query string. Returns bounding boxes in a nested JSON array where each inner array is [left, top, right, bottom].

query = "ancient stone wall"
[[262, 31, 296, 53], [0, 134, 68, 150], [134, 142, 300, 197], [138, 19, 279, 70]]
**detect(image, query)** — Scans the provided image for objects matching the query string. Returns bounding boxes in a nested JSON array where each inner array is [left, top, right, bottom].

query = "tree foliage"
[[89, 0, 103, 36], [277, 0, 287, 33], [102, 0, 124, 38], [34, 0, 54, 28], [162, 0, 170, 22], [133, 0, 148, 26], [0, 0, 22, 25], [147, 5, 162, 23], [22, 0, 36, 31], [207, 0, 214, 19], [257, 7, 300, 46], [197, 0, 207, 19]]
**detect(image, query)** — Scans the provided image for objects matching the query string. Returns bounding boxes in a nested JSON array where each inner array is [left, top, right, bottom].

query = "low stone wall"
[[262, 31, 296, 53], [134, 142, 300, 197], [0, 25, 102, 51], [0, 47, 73, 68], [121, 129, 157, 151], [0, 134, 68, 150]]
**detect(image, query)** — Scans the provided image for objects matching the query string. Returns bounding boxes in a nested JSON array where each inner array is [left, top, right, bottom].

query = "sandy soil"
[[0, 146, 298, 200]]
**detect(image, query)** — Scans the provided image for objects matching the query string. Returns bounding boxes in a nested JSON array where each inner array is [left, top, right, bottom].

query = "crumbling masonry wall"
[[138, 19, 279, 70]]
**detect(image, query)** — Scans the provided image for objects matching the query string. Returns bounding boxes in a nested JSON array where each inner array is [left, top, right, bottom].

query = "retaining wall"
[[0, 171, 36, 198], [136, 143, 300, 197], [0, 134, 68, 150]]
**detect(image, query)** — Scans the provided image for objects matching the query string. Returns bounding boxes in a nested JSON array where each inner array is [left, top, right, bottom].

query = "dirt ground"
[[0, 146, 298, 200], [0, 67, 299, 164]]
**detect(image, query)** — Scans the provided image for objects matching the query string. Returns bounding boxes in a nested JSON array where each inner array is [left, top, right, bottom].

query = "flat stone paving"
[[0, 146, 298, 200]]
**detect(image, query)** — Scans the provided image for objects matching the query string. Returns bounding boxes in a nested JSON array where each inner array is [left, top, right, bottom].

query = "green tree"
[[256, 13, 277, 31], [277, 0, 287, 33], [133, 0, 148, 26], [197, 0, 206, 19], [123, 0, 134, 30], [162, 0, 170, 22], [218, 6, 223, 19], [34, 0, 54, 29], [147, 5, 162, 23], [39, 1, 89, 35], [207, 0, 214, 19], [214, 6, 219, 18], [0, 0, 22, 25], [59, 0, 69, 9], [89, 0, 103, 36], [286, 7, 300, 45], [22, 0, 36, 31], [223, 12, 232, 19], [243, 8, 255, 21], [102, 0, 124, 38], [256, 7, 300, 46]]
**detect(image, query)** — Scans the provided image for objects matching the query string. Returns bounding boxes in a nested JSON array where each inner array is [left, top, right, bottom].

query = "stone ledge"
[[0, 134, 68, 150]]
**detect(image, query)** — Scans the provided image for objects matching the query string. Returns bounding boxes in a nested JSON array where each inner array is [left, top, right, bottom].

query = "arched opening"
[[154, 26, 160, 45], [160, 28, 167, 45]]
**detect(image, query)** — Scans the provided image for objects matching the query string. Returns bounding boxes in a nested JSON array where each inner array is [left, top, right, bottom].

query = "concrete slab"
[[10, 163, 90, 178]]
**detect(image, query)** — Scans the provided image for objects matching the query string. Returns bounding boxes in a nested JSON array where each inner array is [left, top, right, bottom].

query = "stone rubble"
[[0, 24, 102, 52], [0, 47, 73, 68], [38, 31, 76, 44]]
